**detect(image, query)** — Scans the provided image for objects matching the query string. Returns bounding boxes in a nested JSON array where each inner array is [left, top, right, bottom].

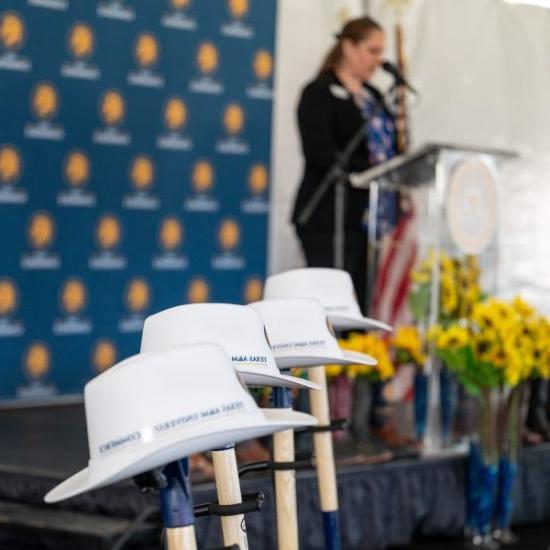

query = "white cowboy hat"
[[45, 343, 317, 503], [263, 268, 392, 332], [249, 298, 378, 369], [141, 303, 319, 390]]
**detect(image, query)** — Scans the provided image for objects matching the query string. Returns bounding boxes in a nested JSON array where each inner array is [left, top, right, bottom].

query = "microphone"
[[382, 61, 418, 94]]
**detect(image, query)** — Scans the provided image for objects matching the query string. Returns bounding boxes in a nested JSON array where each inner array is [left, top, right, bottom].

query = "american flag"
[[370, 193, 418, 402], [370, 192, 418, 328]]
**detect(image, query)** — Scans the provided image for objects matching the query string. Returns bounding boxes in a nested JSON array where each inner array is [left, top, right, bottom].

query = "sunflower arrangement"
[[429, 297, 550, 394], [509, 296, 550, 381], [410, 251, 482, 325], [391, 325, 426, 368], [325, 332, 395, 382]]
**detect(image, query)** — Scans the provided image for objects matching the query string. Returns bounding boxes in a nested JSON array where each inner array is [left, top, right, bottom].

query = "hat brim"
[[273, 349, 377, 369], [328, 314, 393, 332], [44, 408, 316, 504], [237, 367, 320, 390]]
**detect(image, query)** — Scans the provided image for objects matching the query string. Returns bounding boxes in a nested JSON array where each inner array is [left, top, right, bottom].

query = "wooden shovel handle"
[[165, 525, 197, 550], [308, 366, 338, 511], [212, 447, 249, 549], [273, 427, 299, 550]]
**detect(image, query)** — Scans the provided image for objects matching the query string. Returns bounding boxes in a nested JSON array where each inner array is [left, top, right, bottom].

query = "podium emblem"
[[447, 159, 497, 255]]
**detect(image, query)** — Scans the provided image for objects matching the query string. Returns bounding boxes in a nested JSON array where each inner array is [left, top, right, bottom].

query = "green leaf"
[[436, 346, 470, 374], [457, 357, 502, 392], [395, 348, 412, 364], [459, 377, 480, 396], [409, 283, 431, 322]]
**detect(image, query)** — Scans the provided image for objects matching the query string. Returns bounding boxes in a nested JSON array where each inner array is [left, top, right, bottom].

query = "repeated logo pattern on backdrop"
[[0, 0, 276, 403]]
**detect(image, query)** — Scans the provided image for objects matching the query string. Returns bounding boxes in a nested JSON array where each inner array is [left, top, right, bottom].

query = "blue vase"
[[476, 461, 498, 536], [466, 440, 498, 543], [493, 384, 523, 545], [414, 372, 428, 440], [440, 366, 458, 445], [466, 439, 482, 533], [495, 456, 517, 530]]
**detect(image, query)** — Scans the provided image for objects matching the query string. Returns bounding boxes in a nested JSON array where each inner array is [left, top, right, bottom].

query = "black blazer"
[[291, 71, 393, 231]]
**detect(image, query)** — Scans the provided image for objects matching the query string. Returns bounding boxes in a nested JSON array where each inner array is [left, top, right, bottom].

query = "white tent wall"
[[270, 0, 550, 312]]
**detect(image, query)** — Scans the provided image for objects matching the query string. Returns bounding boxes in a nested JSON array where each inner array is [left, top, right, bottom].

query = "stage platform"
[[1, 404, 550, 549]]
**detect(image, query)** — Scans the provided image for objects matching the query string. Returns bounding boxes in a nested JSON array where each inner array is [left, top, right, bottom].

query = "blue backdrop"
[[0, 0, 276, 404]]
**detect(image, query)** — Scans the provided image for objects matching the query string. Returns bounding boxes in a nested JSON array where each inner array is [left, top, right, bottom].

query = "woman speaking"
[[292, 16, 397, 312]]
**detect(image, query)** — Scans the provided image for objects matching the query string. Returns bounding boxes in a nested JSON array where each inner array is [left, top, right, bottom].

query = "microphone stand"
[[296, 121, 368, 269]]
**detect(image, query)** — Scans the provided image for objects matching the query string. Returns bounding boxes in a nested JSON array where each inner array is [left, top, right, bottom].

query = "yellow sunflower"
[[504, 362, 521, 387], [472, 302, 497, 331], [511, 296, 536, 319], [325, 364, 343, 379], [437, 325, 469, 350], [472, 331, 497, 362], [411, 269, 431, 284], [440, 275, 459, 316], [489, 346, 508, 369], [439, 252, 454, 274], [393, 325, 426, 366], [427, 324, 443, 343], [340, 332, 394, 380]]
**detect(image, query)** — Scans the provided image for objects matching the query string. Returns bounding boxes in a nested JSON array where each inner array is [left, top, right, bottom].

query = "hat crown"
[[85, 343, 255, 460], [264, 268, 361, 316], [141, 303, 275, 366], [249, 298, 340, 354]]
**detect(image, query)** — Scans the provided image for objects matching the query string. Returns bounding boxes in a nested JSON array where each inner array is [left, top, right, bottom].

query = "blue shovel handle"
[[322, 510, 341, 550], [160, 458, 195, 528]]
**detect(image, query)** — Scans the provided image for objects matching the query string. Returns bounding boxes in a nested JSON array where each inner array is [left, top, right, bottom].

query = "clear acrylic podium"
[[350, 142, 517, 454]]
